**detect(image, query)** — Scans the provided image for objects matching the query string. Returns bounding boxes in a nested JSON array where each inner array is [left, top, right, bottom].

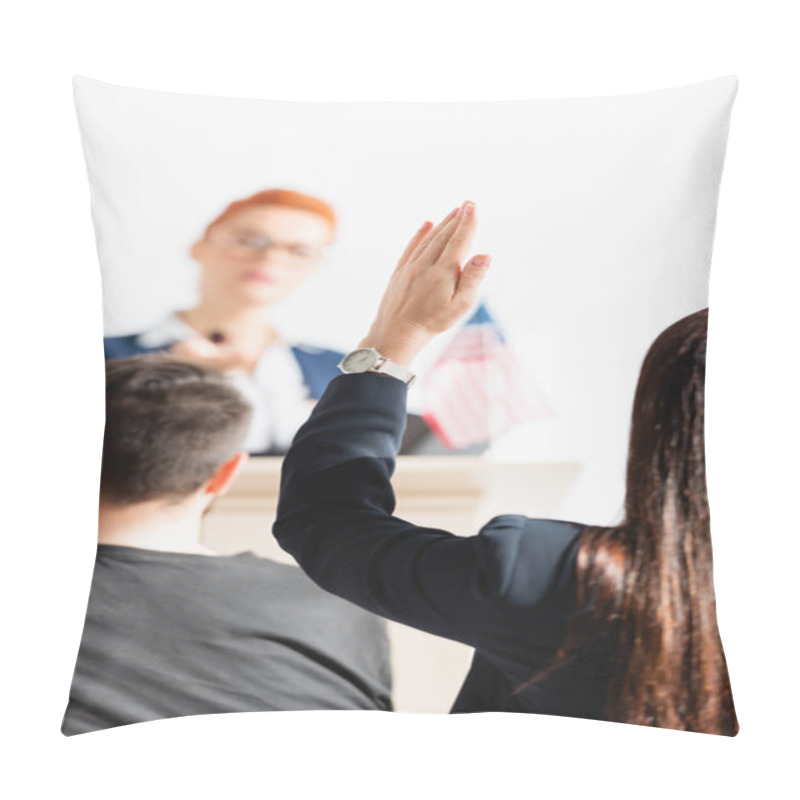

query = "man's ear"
[[204, 452, 249, 498]]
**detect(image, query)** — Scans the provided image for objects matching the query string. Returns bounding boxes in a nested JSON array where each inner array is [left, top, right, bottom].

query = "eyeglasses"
[[210, 230, 326, 263]]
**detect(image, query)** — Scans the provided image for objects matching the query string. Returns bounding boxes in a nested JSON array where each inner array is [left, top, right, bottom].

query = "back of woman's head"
[[528, 309, 738, 735], [626, 308, 709, 530]]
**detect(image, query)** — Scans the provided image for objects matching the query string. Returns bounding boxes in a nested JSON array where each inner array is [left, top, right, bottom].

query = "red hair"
[[203, 189, 337, 238]]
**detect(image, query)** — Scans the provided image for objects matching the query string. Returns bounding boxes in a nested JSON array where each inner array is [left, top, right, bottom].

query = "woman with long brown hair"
[[273, 201, 737, 735], [513, 306, 737, 733]]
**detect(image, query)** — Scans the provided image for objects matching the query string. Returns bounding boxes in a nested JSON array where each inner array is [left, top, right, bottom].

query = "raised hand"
[[359, 201, 491, 367]]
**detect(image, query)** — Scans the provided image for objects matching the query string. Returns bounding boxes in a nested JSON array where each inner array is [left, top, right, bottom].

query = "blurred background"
[[78, 76, 730, 525]]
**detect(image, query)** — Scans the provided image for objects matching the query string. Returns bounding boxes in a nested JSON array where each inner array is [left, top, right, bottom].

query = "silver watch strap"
[[370, 357, 416, 387]]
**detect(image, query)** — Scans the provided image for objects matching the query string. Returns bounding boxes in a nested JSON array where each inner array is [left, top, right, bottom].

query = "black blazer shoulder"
[[274, 373, 584, 652], [475, 514, 583, 608]]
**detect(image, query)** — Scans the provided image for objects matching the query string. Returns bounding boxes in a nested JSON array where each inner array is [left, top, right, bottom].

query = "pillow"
[[65, 75, 738, 735]]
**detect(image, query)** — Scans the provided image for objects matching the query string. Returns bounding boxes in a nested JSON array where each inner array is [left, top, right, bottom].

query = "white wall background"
[[3, 2, 798, 798], [76, 75, 735, 524]]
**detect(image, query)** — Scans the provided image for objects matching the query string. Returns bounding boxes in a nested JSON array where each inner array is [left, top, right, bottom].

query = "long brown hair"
[[518, 309, 738, 735]]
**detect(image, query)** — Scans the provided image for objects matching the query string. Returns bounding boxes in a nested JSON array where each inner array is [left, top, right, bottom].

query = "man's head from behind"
[[101, 355, 253, 509]]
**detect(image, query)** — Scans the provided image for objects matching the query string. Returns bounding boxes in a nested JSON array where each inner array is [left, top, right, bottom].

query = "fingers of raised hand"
[[394, 207, 457, 275], [396, 220, 434, 270], [454, 253, 491, 307], [422, 206, 460, 247], [415, 204, 466, 264], [438, 201, 478, 268]]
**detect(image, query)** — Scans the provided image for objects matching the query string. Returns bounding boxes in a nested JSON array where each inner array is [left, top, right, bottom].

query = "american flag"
[[420, 303, 550, 450]]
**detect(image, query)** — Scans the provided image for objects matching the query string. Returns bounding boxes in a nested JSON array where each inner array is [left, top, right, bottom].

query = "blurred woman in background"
[[104, 189, 345, 455]]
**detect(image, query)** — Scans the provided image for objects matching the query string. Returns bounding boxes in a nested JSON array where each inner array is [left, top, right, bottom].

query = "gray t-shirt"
[[62, 545, 393, 735]]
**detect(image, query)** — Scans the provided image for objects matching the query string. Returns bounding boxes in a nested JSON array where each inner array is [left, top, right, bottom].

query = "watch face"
[[341, 348, 380, 373]]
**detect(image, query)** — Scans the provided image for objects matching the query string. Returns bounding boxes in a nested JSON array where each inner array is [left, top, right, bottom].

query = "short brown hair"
[[101, 356, 253, 505], [203, 188, 337, 238]]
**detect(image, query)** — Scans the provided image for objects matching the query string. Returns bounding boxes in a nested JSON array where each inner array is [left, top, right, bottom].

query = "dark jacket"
[[274, 372, 611, 719]]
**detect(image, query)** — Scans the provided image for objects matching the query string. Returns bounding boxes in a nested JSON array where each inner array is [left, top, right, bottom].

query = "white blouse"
[[137, 314, 317, 453]]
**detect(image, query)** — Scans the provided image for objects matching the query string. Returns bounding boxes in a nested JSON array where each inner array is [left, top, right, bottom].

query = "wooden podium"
[[202, 456, 580, 713]]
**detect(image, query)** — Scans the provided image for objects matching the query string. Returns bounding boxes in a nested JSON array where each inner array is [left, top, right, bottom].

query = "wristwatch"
[[337, 347, 417, 387]]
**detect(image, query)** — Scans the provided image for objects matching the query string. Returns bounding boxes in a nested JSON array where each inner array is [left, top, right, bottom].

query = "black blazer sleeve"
[[273, 373, 579, 649]]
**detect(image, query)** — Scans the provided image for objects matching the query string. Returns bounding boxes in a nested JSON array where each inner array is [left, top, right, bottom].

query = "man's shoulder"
[[95, 546, 291, 573], [93, 547, 318, 601]]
